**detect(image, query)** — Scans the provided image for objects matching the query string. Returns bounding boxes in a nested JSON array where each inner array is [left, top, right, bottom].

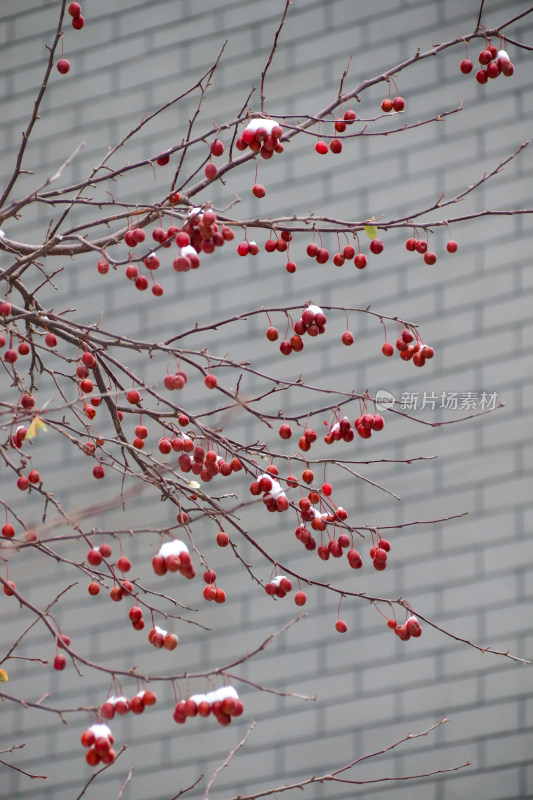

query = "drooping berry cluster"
[[382, 327, 434, 366], [173, 686, 243, 726], [100, 690, 157, 719], [460, 45, 514, 83], [236, 119, 284, 159], [152, 540, 195, 579], [264, 575, 293, 598], [147, 625, 179, 650], [388, 615, 422, 640], [80, 724, 116, 766], [249, 473, 289, 512]]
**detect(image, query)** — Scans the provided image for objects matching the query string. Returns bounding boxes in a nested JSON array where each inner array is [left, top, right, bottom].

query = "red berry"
[[17, 475, 29, 491], [56, 59, 70, 75], [447, 240, 458, 253], [341, 330, 354, 346], [54, 653, 67, 670], [335, 619, 348, 633], [204, 374, 217, 389], [476, 69, 488, 84], [93, 465, 105, 480], [392, 96, 405, 112], [460, 58, 473, 74], [45, 332, 57, 348], [68, 2, 81, 15], [369, 239, 384, 255], [204, 163, 218, 180], [216, 531, 229, 547], [117, 556, 132, 572], [210, 139, 224, 156], [424, 251, 437, 265], [2, 524, 15, 538], [381, 98, 393, 112], [252, 184, 266, 198], [88, 581, 100, 595], [354, 253, 367, 269], [382, 342, 394, 357], [315, 141, 328, 155], [72, 15, 85, 30], [478, 49, 492, 65], [344, 109, 356, 123], [99, 543, 112, 557], [486, 61, 500, 79], [329, 138, 342, 154]]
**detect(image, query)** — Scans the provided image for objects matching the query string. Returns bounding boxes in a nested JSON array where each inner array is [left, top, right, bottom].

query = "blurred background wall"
[[1, 1, 532, 799]]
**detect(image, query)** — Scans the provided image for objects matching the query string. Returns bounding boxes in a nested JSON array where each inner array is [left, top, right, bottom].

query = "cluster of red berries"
[[53, 633, 71, 670], [405, 236, 458, 265], [68, 2, 84, 28], [236, 118, 284, 159], [202, 569, 226, 603], [279, 304, 327, 356], [15, 468, 40, 491], [461, 45, 514, 83], [388, 615, 422, 640], [100, 690, 157, 720], [264, 575, 293, 598], [80, 724, 116, 766], [173, 686, 243, 726], [382, 327, 434, 366], [249, 473, 290, 512], [315, 109, 357, 155], [353, 412, 385, 440], [152, 540, 195, 579], [381, 96, 405, 113], [369, 538, 391, 571], [148, 625, 179, 650], [172, 440, 242, 483], [87, 542, 112, 566]]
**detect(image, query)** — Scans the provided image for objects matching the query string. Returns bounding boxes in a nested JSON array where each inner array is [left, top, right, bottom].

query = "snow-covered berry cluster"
[[148, 625, 179, 650], [264, 575, 293, 597], [80, 723, 116, 766], [152, 539, 195, 579], [100, 690, 158, 719], [388, 615, 422, 640], [236, 118, 284, 159], [249, 473, 289, 512], [173, 686, 244, 726]]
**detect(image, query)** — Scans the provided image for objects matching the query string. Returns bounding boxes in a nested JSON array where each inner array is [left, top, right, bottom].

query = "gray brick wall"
[[1, 1, 532, 799]]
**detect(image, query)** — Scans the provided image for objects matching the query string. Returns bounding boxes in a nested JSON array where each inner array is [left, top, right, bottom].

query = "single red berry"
[[68, 2, 81, 16], [381, 98, 393, 112], [424, 251, 437, 265], [476, 69, 488, 84], [204, 163, 218, 180], [334, 118, 346, 133], [335, 619, 348, 633], [56, 59, 70, 75], [392, 96, 405, 112], [93, 465, 105, 479], [126, 389, 141, 404], [88, 582, 100, 595], [45, 332, 58, 348], [17, 475, 29, 491], [447, 240, 458, 253], [2, 523, 15, 538], [72, 15, 85, 30], [478, 49, 492, 65], [216, 531, 229, 547], [117, 556, 132, 573], [344, 108, 356, 123], [329, 138, 342, 154], [341, 330, 354, 346], [382, 342, 394, 357], [315, 140, 328, 155], [415, 239, 427, 254], [460, 58, 473, 74], [369, 239, 384, 255], [354, 253, 367, 269], [210, 139, 224, 156], [295, 590, 307, 607], [54, 653, 67, 670], [204, 374, 218, 389], [252, 183, 266, 198], [486, 61, 500, 79], [28, 469, 40, 484]]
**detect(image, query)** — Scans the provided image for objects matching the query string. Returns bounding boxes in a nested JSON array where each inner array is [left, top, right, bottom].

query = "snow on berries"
[[152, 539, 195, 579], [264, 575, 293, 598], [174, 685, 243, 726], [81, 723, 116, 766], [250, 473, 289, 512], [237, 118, 284, 158]]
